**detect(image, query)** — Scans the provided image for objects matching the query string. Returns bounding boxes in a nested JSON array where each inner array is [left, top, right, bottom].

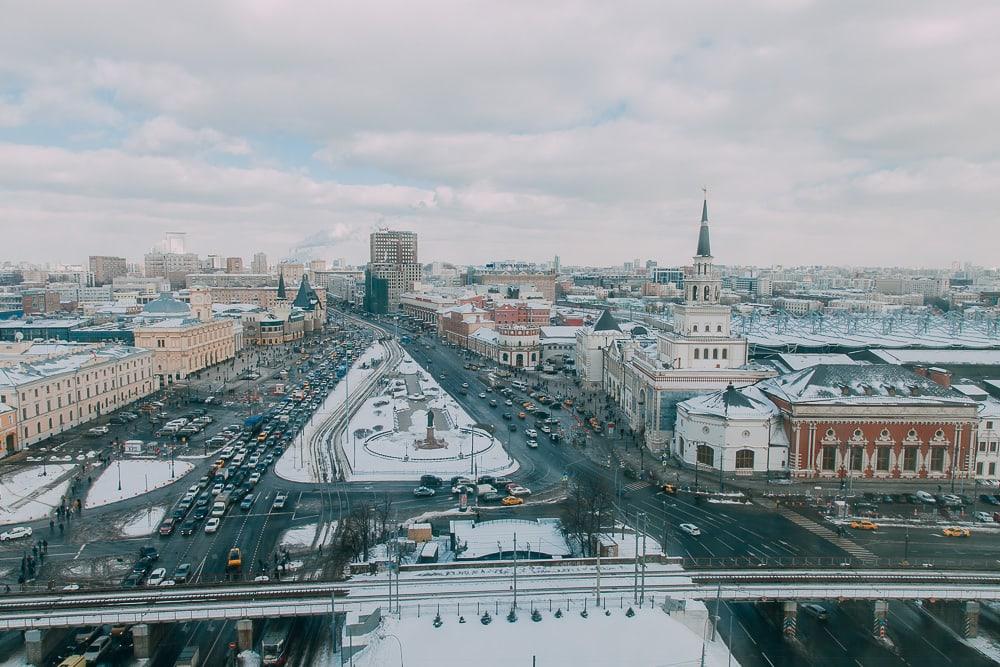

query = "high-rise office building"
[[226, 257, 244, 274], [365, 230, 421, 313], [251, 252, 268, 274], [89, 256, 127, 286]]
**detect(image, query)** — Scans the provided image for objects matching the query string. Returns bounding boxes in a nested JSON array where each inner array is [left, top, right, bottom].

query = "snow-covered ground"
[[119, 506, 167, 537], [275, 341, 388, 484], [85, 459, 194, 508], [344, 348, 517, 481], [350, 606, 737, 667], [0, 464, 74, 526], [280, 521, 337, 550]]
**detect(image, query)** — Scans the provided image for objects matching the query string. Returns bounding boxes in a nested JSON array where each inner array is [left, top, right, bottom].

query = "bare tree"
[[562, 476, 613, 556]]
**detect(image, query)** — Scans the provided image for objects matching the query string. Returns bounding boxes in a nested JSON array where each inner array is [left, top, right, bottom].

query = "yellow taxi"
[[943, 526, 971, 537], [501, 496, 524, 506], [849, 520, 878, 531], [227, 547, 243, 569]]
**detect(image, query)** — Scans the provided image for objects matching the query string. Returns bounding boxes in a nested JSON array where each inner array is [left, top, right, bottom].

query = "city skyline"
[[2, 3, 999, 266]]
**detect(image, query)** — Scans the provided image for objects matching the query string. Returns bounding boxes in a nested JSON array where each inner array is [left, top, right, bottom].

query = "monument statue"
[[427, 409, 434, 428]]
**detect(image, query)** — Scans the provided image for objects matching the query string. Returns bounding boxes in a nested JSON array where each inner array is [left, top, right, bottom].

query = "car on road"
[[86, 426, 110, 437], [239, 495, 255, 511], [505, 399, 513, 406], [211, 483, 224, 496], [227, 548, 242, 570], [173, 563, 191, 583], [526, 439, 538, 449], [413, 486, 436, 498], [801, 603, 829, 621], [679, 523, 701, 536], [914, 490, 936, 504], [158, 518, 176, 537], [0, 526, 32, 541], [849, 520, 878, 531], [943, 526, 971, 537], [975, 511, 994, 522], [248, 472, 261, 485], [204, 517, 221, 533], [121, 573, 143, 589], [501, 495, 524, 506], [272, 493, 289, 510], [489, 399, 497, 407], [525, 428, 537, 438], [146, 568, 167, 586], [179, 520, 197, 536], [139, 546, 159, 561], [507, 485, 531, 496], [980, 494, 1000, 505], [420, 475, 443, 488]]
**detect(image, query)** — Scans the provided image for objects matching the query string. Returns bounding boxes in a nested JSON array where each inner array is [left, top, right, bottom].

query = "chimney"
[[912, 365, 927, 377], [927, 367, 952, 388]]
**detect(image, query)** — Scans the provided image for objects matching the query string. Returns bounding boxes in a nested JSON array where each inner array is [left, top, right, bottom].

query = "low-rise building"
[[0, 345, 155, 447], [0, 403, 17, 457], [132, 293, 238, 385]]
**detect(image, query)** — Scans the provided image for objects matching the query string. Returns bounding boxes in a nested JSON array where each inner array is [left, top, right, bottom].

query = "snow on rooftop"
[[0, 345, 149, 387], [870, 348, 1000, 366], [758, 364, 975, 406], [775, 353, 862, 371], [681, 385, 779, 420]]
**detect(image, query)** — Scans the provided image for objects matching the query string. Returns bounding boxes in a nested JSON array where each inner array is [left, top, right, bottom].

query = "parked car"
[[974, 511, 994, 523], [507, 485, 532, 496]]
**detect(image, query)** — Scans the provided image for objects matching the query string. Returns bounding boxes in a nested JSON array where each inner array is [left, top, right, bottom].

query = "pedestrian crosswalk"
[[623, 481, 648, 492], [777, 507, 877, 561]]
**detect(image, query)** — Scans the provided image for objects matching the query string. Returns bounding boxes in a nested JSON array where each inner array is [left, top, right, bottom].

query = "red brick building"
[[490, 301, 550, 325], [438, 305, 494, 347], [758, 364, 978, 480]]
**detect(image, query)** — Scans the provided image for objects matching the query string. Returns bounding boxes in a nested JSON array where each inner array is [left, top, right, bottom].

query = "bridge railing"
[[680, 555, 1000, 571]]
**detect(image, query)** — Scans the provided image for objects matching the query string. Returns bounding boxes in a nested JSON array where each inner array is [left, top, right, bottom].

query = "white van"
[[511, 380, 528, 392]]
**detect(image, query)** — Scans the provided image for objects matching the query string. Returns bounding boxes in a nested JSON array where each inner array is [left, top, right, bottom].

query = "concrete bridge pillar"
[[782, 601, 798, 638], [25, 629, 66, 667], [872, 600, 889, 639], [237, 618, 254, 652], [963, 601, 980, 638]]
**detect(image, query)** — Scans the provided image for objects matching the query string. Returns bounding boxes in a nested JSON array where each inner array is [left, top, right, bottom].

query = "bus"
[[261, 618, 296, 667]]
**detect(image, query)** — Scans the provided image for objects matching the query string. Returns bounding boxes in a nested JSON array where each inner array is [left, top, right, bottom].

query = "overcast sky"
[[1, 1, 997, 269]]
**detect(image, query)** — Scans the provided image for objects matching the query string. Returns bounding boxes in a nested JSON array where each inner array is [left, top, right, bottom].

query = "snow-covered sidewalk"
[[85, 459, 194, 508], [0, 464, 75, 526]]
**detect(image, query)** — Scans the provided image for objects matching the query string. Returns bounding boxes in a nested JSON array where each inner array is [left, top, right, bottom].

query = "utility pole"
[[640, 513, 647, 604], [513, 531, 518, 609], [633, 510, 641, 603]]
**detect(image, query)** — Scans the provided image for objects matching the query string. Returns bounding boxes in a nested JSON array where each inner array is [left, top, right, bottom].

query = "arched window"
[[721, 349, 727, 359], [692, 286, 698, 301], [704, 286, 711, 301], [712, 349, 718, 359], [694, 349, 700, 359], [697, 444, 714, 467], [693, 325, 698, 332], [735, 449, 754, 469], [677, 436, 685, 455], [717, 324, 723, 332], [703, 348, 709, 359]]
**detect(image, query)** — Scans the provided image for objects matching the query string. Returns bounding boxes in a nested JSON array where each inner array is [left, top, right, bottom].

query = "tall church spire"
[[277, 272, 287, 300], [696, 190, 712, 257]]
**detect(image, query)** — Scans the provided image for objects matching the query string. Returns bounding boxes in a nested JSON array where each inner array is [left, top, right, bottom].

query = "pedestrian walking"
[[58, 523, 64, 535]]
